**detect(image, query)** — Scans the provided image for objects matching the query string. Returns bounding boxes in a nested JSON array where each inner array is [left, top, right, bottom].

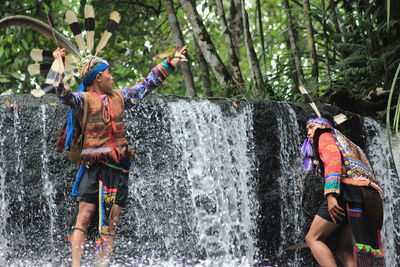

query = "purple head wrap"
[[306, 117, 333, 127], [301, 117, 333, 171]]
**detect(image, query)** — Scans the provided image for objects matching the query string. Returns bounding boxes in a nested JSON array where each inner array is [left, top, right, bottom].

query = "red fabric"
[[55, 116, 67, 152], [318, 132, 342, 177]]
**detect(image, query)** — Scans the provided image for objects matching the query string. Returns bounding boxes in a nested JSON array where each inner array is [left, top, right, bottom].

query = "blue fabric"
[[65, 110, 74, 151], [162, 60, 173, 74], [70, 165, 86, 197], [83, 62, 109, 86]]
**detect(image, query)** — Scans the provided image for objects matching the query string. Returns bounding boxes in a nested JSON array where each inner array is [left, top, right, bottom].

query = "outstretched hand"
[[170, 45, 188, 67], [52, 48, 65, 60]]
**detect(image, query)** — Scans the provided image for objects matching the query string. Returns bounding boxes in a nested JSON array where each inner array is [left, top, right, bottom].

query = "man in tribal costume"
[[302, 115, 385, 267], [53, 46, 187, 267]]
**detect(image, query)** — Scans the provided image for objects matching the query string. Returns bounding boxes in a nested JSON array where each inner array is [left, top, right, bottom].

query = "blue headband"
[[82, 61, 109, 86]]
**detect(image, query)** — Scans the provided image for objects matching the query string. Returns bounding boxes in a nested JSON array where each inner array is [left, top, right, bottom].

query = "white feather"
[[334, 113, 348, 125], [31, 88, 46, 98], [66, 10, 79, 25], [95, 11, 121, 55], [45, 56, 65, 86], [0, 89, 13, 96], [84, 5, 95, 19], [109, 11, 121, 24], [75, 35, 86, 52], [84, 5, 95, 51], [95, 32, 112, 55], [30, 49, 44, 61], [28, 64, 40, 75], [66, 10, 86, 52]]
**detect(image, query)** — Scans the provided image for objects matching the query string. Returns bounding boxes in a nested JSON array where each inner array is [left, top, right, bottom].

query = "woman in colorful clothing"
[[53, 46, 187, 267], [302, 116, 385, 267]]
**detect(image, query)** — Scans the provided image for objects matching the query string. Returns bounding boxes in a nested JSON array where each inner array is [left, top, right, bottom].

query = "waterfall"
[[275, 103, 307, 266], [13, 105, 23, 174], [168, 100, 258, 265], [362, 118, 400, 267], [0, 108, 10, 266], [111, 98, 258, 266], [39, 105, 58, 259], [0, 95, 399, 266]]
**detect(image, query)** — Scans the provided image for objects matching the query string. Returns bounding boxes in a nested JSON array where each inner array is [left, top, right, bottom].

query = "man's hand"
[[170, 45, 188, 67], [327, 194, 345, 223], [52, 48, 65, 60]]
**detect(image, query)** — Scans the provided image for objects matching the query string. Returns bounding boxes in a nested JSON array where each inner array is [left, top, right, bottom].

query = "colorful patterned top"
[[316, 129, 383, 196], [56, 59, 174, 113]]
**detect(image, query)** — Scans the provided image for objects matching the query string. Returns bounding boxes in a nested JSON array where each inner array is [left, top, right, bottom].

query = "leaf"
[[0, 76, 11, 83], [21, 39, 29, 51]]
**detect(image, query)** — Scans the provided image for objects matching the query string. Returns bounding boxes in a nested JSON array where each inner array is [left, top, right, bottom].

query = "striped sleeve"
[[318, 132, 342, 196], [56, 82, 84, 114], [120, 59, 175, 109]]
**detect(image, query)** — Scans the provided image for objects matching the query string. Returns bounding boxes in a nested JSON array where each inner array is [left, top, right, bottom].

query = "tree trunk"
[[241, 0, 273, 97], [229, 0, 243, 61], [329, 0, 343, 61], [256, 0, 266, 67], [321, 0, 332, 88], [285, 36, 299, 90], [215, 0, 244, 86], [194, 37, 213, 97], [165, 0, 196, 97], [302, 0, 319, 89], [283, 0, 306, 88], [179, 0, 238, 93]]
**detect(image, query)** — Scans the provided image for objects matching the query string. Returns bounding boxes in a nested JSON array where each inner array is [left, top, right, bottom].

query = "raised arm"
[[52, 48, 84, 113], [119, 46, 187, 108], [56, 82, 85, 113]]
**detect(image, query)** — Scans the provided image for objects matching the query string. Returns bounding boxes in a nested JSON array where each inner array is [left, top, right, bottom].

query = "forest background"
[[0, 0, 399, 121]]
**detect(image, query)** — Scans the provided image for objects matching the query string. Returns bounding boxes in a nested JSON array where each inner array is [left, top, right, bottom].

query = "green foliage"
[[0, 0, 399, 107]]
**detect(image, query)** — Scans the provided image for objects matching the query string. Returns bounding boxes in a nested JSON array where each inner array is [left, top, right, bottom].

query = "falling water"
[[275, 103, 306, 266], [362, 118, 400, 267], [38, 105, 56, 260], [168, 100, 258, 265], [0, 110, 9, 266], [1, 95, 399, 266], [13, 105, 23, 174], [109, 98, 259, 266]]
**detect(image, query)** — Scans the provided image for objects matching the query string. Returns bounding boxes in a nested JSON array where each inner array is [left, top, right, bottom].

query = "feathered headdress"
[[0, 6, 121, 96]]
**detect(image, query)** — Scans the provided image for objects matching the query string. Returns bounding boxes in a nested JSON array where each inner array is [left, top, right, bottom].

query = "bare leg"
[[72, 201, 96, 267], [96, 204, 123, 267], [305, 215, 340, 267], [336, 224, 354, 267]]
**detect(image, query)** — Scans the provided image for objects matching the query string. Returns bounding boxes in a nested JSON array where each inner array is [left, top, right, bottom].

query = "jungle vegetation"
[[0, 0, 399, 123]]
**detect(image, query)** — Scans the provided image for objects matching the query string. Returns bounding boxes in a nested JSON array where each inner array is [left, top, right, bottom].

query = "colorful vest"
[[80, 90, 133, 163], [333, 129, 382, 194], [315, 128, 383, 195]]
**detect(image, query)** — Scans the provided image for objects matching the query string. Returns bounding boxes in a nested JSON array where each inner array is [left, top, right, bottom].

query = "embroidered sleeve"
[[318, 132, 342, 196], [119, 59, 175, 109], [56, 82, 84, 114]]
